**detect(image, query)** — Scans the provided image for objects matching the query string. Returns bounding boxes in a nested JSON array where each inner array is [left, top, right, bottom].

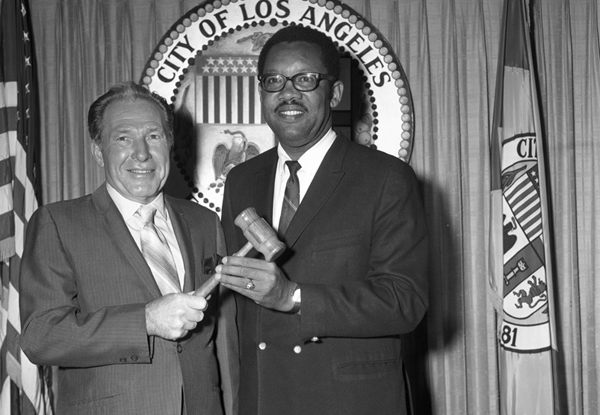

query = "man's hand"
[[145, 293, 208, 340], [215, 256, 296, 312]]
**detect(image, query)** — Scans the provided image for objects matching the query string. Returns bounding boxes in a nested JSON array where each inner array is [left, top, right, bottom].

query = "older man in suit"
[[217, 26, 429, 415], [20, 82, 235, 415]]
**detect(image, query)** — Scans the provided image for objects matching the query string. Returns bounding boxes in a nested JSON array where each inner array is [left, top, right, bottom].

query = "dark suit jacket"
[[20, 184, 234, 415], [221, 135, 429, 415]]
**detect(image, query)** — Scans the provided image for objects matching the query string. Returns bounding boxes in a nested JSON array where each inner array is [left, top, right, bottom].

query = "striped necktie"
[[278, 160, 301, 237], [137, 204, 181, 295]]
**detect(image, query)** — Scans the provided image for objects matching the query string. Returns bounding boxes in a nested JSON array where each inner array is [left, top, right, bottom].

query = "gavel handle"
[[234, 241, 253, 257], [193, 241, 253, 297]]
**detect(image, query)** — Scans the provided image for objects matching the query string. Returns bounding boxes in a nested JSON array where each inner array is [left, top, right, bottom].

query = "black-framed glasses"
[[258, 72, 337, 92]]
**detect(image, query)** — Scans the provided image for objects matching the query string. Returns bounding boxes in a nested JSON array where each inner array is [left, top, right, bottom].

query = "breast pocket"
[[308, 232, 366, 283]]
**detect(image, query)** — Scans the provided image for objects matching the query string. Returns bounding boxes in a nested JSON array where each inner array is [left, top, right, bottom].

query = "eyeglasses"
[[258, 72, 337, 92]]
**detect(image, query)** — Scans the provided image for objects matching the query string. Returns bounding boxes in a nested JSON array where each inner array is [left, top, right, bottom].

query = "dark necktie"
[[278, 160, 301, 237], [137, 204, 181, 295]]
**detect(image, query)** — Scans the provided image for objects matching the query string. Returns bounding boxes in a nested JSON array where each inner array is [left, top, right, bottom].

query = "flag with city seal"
[[489, 0, 559, 413]]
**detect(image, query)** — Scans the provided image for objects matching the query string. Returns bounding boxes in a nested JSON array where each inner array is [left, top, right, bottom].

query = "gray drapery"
[[29, 0, 595, 414]]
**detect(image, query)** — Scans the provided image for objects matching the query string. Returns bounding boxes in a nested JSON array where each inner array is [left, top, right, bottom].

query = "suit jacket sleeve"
[[20, 206, 151, 368], [299, 162, 429, 340]]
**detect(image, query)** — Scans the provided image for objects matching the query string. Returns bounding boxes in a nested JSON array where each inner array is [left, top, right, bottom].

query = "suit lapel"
[[283, 136, 348, 247], [252, 148, 278, 226], [92, 184, 161, 297], [165, 197, 195, 292]]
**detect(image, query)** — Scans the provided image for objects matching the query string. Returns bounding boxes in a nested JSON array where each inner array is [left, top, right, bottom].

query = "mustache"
[[275, 99, 308, 112]]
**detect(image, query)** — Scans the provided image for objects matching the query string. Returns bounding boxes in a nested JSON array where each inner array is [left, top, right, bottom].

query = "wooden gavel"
[[194, 207, 285, 297]]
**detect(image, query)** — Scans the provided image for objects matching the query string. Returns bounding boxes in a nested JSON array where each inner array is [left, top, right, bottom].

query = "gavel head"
[[234, 207, 285, 262]]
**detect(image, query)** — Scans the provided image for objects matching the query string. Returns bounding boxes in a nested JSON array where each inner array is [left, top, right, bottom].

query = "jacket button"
[[258, 342, 267, 350], [310, 337, 320, 342], [131, 355, 138, 362], [119, 357, 127, 363], [293, 345, 302, 354], [177, 344, 183, 353]]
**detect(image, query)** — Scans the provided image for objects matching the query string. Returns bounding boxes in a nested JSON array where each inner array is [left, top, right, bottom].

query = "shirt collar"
[[277, 128, 337, 175], [106, 183, 167, 221]]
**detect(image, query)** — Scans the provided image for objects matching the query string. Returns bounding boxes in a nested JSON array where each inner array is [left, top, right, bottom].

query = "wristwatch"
[[289, 284, 301, 314]]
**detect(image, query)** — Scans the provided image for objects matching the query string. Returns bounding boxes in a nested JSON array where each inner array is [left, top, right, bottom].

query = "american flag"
[[195, 55, 263, 124], [0, 0, 53, 413]]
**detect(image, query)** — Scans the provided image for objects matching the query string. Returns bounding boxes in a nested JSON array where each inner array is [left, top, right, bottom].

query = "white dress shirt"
[[272, 129, 337, 232], [106, 183, 185, 288]]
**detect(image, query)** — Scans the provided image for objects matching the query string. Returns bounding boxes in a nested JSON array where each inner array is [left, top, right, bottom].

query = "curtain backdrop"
[[28, 0, 595, 414]]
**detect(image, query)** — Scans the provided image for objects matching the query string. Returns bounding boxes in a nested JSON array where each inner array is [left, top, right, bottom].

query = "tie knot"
[[286, 160, 301, 177], [137, 204, 158, 225]]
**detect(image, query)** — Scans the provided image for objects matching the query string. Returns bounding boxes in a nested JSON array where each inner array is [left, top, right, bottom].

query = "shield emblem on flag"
[[499, 158, 551, 351]]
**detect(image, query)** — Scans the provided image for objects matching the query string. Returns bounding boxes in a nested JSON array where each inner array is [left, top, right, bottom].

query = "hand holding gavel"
[[194, 207, 284, 297]]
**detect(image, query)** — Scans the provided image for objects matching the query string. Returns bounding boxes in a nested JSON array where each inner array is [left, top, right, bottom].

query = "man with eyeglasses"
[[217, 25, 429, 415]]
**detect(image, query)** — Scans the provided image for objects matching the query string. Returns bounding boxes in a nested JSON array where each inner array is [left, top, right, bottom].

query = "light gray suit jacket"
[[20, 184, 237, 415]]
